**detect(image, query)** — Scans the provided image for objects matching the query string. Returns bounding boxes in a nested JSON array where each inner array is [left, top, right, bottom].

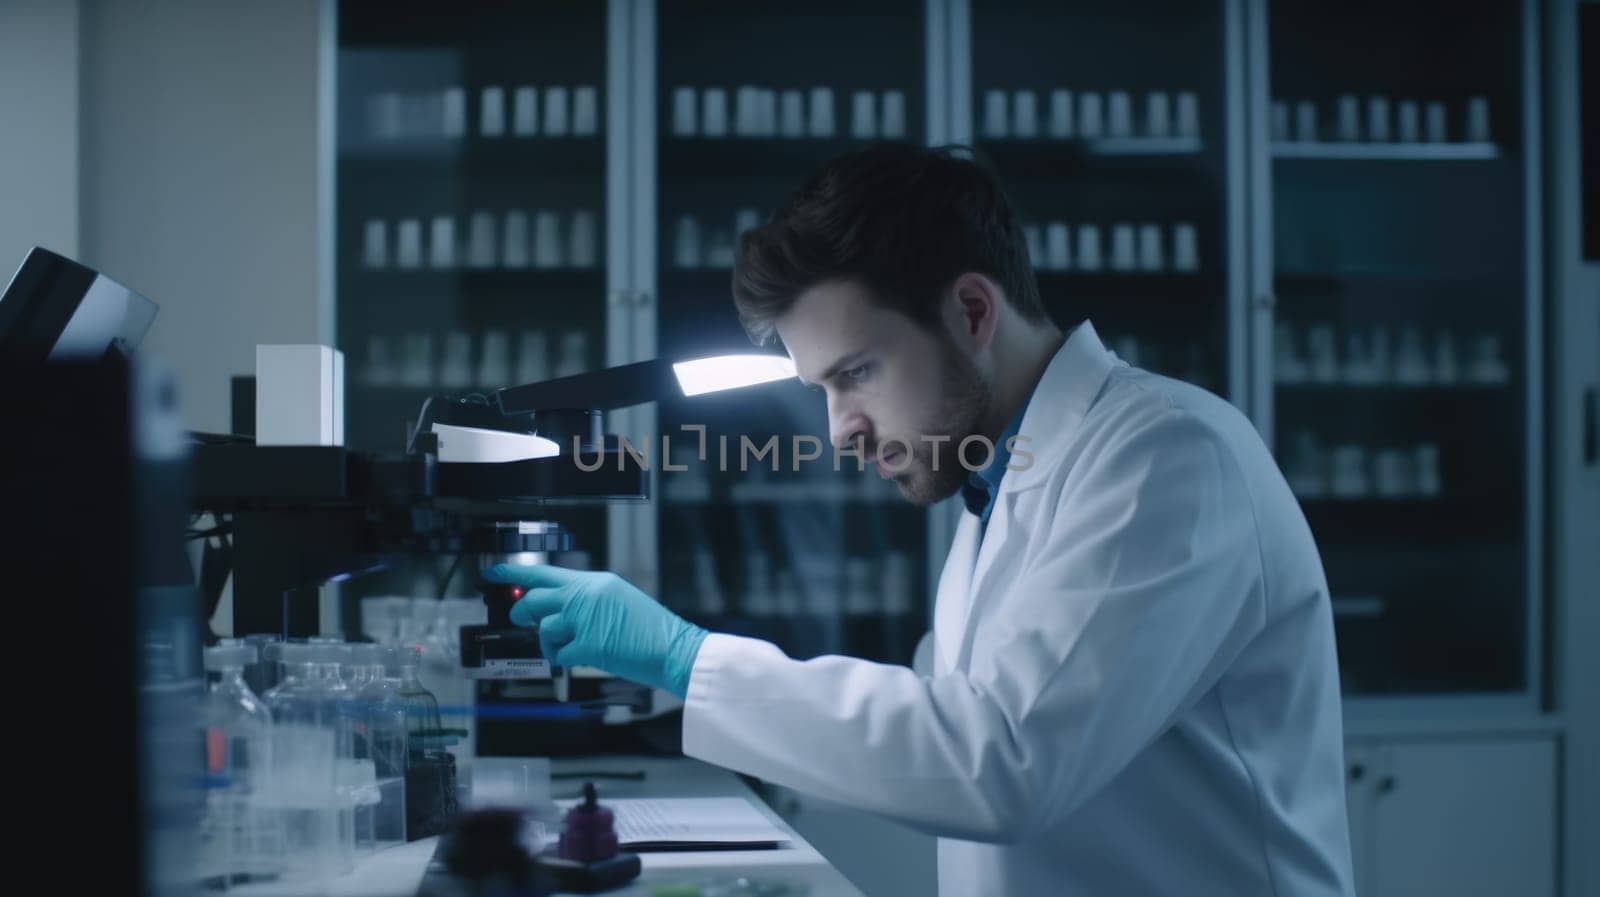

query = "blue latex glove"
[[481, 564, 709, 699]]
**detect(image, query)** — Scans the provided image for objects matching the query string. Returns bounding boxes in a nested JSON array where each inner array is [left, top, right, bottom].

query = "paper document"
[[552, 797, 791, 851]]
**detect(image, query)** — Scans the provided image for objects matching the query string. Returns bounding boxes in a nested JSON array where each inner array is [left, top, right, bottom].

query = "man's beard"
[[877, 341, 991, 506]]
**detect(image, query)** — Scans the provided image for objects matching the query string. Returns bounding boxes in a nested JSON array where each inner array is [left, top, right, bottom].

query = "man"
[[485, 144, 1355, 896]]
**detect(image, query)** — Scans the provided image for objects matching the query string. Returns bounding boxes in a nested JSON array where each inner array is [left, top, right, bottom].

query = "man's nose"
[[828, 397, 870, 452]]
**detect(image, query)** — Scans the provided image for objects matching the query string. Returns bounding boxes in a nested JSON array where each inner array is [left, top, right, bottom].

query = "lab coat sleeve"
[[681, 408, 1267, 843]]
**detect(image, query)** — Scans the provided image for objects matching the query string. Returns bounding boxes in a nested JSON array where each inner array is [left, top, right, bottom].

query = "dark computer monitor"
[[0, 246, 158, 363]]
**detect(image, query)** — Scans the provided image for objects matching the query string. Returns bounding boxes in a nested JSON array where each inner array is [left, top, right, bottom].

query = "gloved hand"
[[481, 564, 709, 699]]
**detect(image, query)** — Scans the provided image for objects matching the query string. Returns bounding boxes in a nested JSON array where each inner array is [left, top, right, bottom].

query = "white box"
[[256, 344, 344, 446]]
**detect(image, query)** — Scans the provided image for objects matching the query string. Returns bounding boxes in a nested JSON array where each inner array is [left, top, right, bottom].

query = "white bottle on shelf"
[[1393, 326, 1430, 385], [1374, 449, 1414, 498], [1369, 326, 1393, 384], [980, 89, 1008, 139], [1076, 225, 1104, 271], [1137, 223, 1164, 271], [1270, 101, 1290, 142], [554, 331, 587, 378], [1045, 222, 1071, 271], [1330, 444, 1370, 498], [362, 219, 388, 269], [882, 552, 913, 618], [543, 86, 569, 137], [573, 86, 599, 136], [1342, 331, 1372, 384], [428, 216, 457, 269], [1366, 96, 1391, 142], [1110, 224, 1137, 271], [1466, 96, 1491, 143], [1107, 91, 1133, 139], [674, 215, 702, 269], [733, 207, 762, 239], [502, 211, 530, 269], [694, 549, 726, 616], [1048, 89, 1074, 139], [779, 90, 805, 138], [533, 211, 562, 269], [1469, 334, 1509, 384], [1425, 101, 1448, 142], [395, 219, 423, 270], [1414, 444, 1442, 497], [807, 87, 834, 137], [758, 88, 778, 137], [1175, 91, 1200, 140], [1172, 222, 1200, 272], [1012, 90, 1039, 139], [440, 332, 473, 389], [365, 335, 397, 387], [1285, 430, 1328, 499], [477, 330, 510, 389], [672, 86, 698, 137], [1397, 100, 1420, 143], [734, 86, 758, 137], [1434, 331, 1459, 384], [480, 86, 505, 138], [370, 91, 403, 140], [1023, 225, 1045, 268], [850, 91, 877, 140], [1275, 322, 1308, 384], [512, 86, 538, 137], [442, 87, 467, 138], [568, 210, 598, 269], [1146, 91, 1172, 139], [1295, 100, 1318, 142], [515, 331, 549, 385], [466, 212, 496, 269], [1337, 94, 1361, 142], [703, 87, 729, 138], [1307, 324, 1339, 383], [403, 333, 435, 388], [705, 229, 735, 269], [1077, 92, 1104, 139], [880, 90, 907, 139]]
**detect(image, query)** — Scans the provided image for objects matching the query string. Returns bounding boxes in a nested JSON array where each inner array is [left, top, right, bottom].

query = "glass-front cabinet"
[[1256, 0, 1539, 702], [330, 0, 1547, 712], [335, 2, 616, 595], [970, 0, 1240, 399], [652, 1, 931, 665]]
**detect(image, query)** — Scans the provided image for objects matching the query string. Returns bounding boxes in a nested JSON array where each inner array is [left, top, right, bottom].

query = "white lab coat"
[[682, 322, 1355, 897]]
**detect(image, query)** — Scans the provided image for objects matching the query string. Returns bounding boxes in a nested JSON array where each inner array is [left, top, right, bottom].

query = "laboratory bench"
[[233, 755, 867, 897]]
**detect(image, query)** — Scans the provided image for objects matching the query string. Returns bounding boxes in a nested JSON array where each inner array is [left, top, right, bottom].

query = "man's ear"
[[945, 272, 1001, 351]]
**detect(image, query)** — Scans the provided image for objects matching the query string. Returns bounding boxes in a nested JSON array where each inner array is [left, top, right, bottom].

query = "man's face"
[[775, 279, 991, 506]]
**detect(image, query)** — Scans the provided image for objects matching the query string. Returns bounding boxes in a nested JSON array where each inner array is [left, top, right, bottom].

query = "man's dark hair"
[[732, 143, 1049, 346]]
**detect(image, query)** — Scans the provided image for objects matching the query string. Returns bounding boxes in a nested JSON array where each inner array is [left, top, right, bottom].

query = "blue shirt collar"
[[960, 399, 1028, 525]]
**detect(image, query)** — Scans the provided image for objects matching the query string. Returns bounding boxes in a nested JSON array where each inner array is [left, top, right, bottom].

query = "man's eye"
[[843, 363, 871, 381]]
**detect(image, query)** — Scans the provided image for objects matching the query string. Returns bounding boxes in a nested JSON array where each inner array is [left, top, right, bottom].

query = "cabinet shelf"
[[1299, 497, 1520, 544], [345, 268, 605, 294], [659, 137, 877, 179], [339, 138, 606, 177], [977, 139, 1213, 180], [1271, 141, 1501, 161]]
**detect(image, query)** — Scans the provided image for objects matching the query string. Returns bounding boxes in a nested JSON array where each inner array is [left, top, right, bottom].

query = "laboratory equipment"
[[350, 643, 409, 852], [263, 643, 354, 880], [201, 643, 281, 882]]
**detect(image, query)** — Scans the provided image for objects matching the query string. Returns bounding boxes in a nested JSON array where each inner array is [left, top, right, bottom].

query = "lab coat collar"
[[1001, 320, 1119, 494]]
